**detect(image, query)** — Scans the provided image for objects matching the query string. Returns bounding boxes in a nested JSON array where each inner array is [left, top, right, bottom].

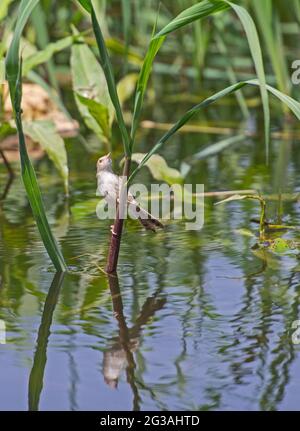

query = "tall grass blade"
[[70, 28, 113, 142], [90, 3, 131, 155], [130, 36, 164, 144], [131, 0, 229, 144], [131, 0, 269, 156], [293, 0, 300, 24], [6, 0, 40, 102], [129, 81, 246, 182], [77, 0, 91, 13], [129, 80, 300, 182], [6, 0, 67, 272], [252, 0, 289, 96], [225, 0, 270, 160], [214, 19, 249, 119], [251, 80, 300, 119], [0, 58, 5, 83], [154, 0, 229, 38]]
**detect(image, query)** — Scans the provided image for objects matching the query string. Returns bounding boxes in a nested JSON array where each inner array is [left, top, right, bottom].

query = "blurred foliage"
[[2, 0, 300, 156]]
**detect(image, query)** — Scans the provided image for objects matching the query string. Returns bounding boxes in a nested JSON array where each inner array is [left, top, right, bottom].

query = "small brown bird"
[[96, 153, 164, 232]]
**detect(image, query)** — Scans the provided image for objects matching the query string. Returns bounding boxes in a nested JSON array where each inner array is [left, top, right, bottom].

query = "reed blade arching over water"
[[5, 0, 67, 272]]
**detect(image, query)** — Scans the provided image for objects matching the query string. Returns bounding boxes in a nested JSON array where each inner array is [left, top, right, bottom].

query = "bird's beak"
[[106, 152, 111, 159]]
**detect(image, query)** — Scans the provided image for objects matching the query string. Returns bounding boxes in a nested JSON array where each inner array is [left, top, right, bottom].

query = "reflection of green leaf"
[[251, 248, 279, 269], [269, 238, 297, 254], [76, 94, 111, 141], [23, 121, 69, 195], [28, 272, 65, 412], [131, 153, 183, 184], [235, 228, 255, 238], [70, 28, 113, 141]]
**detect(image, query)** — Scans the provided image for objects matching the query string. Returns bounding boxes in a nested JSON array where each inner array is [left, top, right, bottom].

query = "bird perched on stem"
[[96, 153, 164, 233]]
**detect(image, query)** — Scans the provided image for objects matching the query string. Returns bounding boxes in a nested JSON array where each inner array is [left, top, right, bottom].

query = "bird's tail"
[[136, 206, 164, 232]]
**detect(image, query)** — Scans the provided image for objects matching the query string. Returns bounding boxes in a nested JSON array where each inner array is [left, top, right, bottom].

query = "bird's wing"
[[97, 172, 119, 200], [106, 174, 120, 200], [101, 174, 141, 208]]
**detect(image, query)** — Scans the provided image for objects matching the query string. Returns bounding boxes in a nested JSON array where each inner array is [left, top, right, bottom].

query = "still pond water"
[[1, 111, 300, 410]]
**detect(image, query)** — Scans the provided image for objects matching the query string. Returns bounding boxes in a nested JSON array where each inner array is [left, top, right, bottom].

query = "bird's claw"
[[110, 225, 117, 237]]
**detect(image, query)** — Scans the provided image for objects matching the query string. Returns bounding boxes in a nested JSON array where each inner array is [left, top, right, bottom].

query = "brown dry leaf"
[[3, 82, 78, 136]]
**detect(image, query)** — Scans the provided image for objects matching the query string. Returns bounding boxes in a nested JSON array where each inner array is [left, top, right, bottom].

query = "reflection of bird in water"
[[102, 295, 166, 389], [103, 338, 139, 389]]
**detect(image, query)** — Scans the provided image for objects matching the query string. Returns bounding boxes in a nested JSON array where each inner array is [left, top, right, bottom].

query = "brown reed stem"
[[106, 156, 131, 273]]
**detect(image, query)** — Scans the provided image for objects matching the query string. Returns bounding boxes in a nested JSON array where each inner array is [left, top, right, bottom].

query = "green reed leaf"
[[129, 80, 300, 183], [5, 0, 67, 272], [23, 36, 74, 75], [90, 3, 131, 155], [23, 120, 69, 195], [77, 0, 91, 13], [130, 0, 269, 157], [225, 0, 270, 159], [154, 0, 229, 38]]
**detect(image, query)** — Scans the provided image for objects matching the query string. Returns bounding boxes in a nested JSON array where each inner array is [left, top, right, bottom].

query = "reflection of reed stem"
[[259, 197, 266, 241], [107, 274, 140, 410], [28, 272, 65, 411], [245, 195, 266, 241]]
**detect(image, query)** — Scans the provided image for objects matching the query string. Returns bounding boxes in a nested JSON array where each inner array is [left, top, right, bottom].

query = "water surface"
[[1, 117, 300, 411]]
